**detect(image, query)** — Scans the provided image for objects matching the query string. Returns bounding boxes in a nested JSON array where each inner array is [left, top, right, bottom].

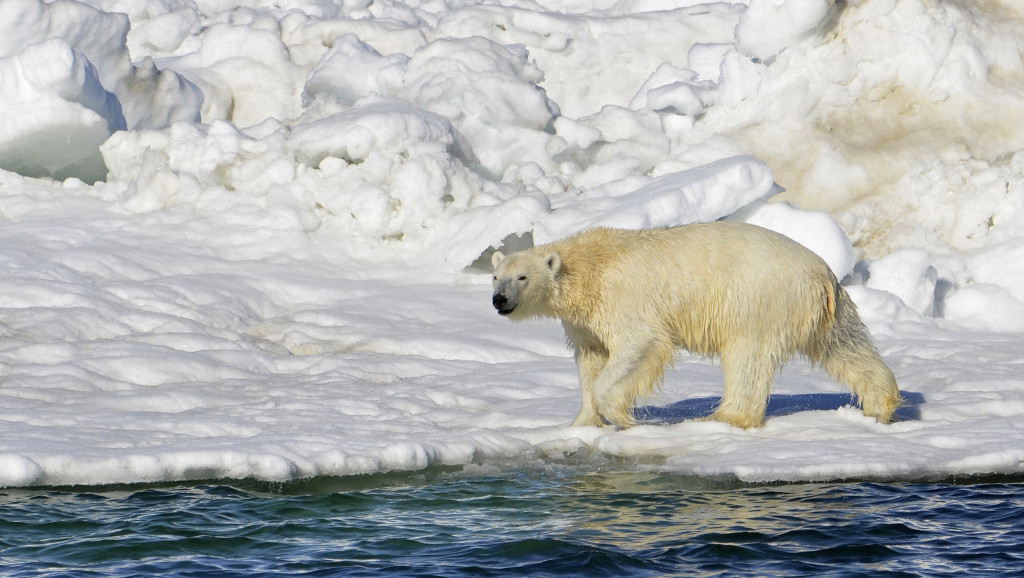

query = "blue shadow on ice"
[[635, 391, 924, 425]]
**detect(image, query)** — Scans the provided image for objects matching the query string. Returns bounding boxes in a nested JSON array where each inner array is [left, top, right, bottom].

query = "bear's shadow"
[[635, 391, 924, 424]]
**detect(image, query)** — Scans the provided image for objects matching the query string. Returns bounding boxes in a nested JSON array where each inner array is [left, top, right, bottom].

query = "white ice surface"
[[2, 0, 1024, 487]]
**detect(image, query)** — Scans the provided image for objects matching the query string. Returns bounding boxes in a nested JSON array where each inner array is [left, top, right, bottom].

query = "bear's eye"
[[518, 275, 527, 282]]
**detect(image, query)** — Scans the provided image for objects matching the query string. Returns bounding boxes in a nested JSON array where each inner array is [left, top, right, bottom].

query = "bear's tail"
[[818, 283, 901, 423]]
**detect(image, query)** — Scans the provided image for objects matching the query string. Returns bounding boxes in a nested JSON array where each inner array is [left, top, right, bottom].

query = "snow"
[[735, 0, 834, 61], [2, 0, 1024, 487]]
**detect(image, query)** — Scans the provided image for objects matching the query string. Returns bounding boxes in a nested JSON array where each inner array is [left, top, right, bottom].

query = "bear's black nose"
[[492, 293, 508, 310]]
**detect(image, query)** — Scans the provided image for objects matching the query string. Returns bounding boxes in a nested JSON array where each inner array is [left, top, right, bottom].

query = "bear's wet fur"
[[491, 223, 901, 428]]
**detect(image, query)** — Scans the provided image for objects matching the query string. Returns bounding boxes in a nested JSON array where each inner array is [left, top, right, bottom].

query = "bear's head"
[[491, 249, 561, 319]]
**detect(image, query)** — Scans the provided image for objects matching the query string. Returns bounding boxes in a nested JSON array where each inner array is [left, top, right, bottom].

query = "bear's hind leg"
[[710, 345, 778, 428], [819, 287, 901, 424], [572, 347, 607, 427], [821, 344, 900, 424]]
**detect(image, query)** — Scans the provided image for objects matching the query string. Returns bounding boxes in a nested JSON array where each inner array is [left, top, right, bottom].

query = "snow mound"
[[0, 0, 201, 181]]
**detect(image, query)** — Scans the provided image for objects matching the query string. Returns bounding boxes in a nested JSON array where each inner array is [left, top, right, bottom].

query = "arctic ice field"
[[1, 0, 1024, 487]]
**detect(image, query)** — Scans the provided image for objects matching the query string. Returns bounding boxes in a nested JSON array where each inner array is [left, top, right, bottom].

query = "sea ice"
[[1, 0, 1023, 487]]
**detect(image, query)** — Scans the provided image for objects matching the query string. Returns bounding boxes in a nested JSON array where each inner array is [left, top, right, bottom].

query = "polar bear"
[[490, 223, 900, 428]]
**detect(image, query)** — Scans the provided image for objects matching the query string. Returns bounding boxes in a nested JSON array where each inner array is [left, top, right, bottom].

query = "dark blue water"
[[2, 468, 1022, 577]]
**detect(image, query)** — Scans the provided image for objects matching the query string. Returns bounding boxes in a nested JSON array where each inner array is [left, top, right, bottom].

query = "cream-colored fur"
[[491, 223, 901, 428]]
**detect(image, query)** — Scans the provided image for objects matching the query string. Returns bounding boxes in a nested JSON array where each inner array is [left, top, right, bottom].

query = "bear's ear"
[[491, 251, 506, 268], [545, 253, 561, 273]]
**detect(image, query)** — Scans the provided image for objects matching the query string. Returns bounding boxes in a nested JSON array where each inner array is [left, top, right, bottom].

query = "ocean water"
[[2, 468, 1022, 577]]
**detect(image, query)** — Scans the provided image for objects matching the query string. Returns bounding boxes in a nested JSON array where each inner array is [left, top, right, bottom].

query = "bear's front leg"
[[571, 347, 606, 427], [592, 341, 672, 428]]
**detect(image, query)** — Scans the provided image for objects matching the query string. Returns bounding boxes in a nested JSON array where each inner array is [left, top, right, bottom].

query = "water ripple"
[[1, 472, 1022, 577]]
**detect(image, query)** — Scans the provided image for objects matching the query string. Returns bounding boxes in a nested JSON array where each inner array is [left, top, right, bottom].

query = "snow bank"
[[0, 0, 201, 181], [735, 0, 834, 61], [0, 38, 123, 182], [2, 0, 1024, 487]]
